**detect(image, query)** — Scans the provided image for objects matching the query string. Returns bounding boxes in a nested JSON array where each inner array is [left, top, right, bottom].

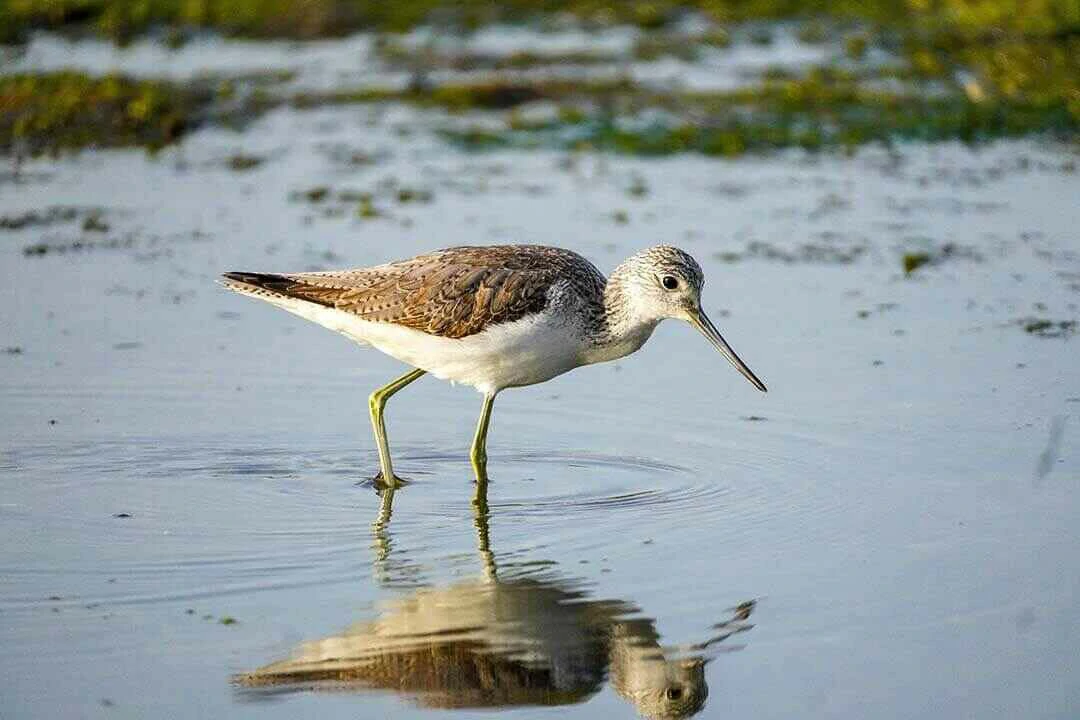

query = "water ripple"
[[1, 435, 832, 610]]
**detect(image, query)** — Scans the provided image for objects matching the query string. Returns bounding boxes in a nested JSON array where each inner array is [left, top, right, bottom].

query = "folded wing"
[[223, 245, 599, 339]]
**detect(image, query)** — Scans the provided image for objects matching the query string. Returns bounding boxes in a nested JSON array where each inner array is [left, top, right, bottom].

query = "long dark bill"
[[690, 310, 768, 392]]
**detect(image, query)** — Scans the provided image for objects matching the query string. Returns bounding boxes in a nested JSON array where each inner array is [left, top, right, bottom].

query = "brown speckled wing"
[[226, 246, 604, 339]]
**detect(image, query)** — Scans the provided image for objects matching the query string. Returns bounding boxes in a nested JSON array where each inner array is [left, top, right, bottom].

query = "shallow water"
[[2, 83, 1079, 719]]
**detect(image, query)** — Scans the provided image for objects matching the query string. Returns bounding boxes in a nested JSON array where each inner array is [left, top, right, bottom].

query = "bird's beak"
[[689, 309, 767, 392]]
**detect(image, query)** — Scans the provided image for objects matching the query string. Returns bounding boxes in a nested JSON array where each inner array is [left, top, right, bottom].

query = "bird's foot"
[[367, 470, 410, 491]]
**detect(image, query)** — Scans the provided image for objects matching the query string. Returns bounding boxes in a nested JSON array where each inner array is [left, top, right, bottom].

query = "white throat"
[[580, 267, 661, 365]]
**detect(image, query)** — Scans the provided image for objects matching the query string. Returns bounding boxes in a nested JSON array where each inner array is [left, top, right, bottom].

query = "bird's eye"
[[666, 687, 684, 701], [661, 275, 679, 290]]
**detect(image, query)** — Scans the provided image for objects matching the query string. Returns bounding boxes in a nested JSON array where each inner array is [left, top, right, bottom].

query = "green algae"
[[292, 37, 1078, 155], [0, 72, 211, 156], [0, 206, 84, 230], [433, 69, 1078, 157], [3, 0, 1077, 40], [903, 252, 933, 275], [902, 243, 983, 276], [1021, 318, 1078, 338], [5, 60, 1075, 157], [2, 3, 1076, 156]]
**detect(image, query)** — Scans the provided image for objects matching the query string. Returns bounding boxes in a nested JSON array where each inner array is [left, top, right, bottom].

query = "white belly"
[[260, 294, 586, 395]]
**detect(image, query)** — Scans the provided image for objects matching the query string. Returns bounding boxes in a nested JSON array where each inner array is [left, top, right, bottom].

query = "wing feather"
[[225, 246, 606, 339]]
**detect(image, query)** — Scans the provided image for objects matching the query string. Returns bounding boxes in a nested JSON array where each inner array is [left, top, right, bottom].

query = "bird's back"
[[223, 245, 607, 339]]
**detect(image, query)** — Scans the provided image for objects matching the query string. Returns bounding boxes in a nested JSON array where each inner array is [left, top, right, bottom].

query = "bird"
[[221, 244, 766, 483]]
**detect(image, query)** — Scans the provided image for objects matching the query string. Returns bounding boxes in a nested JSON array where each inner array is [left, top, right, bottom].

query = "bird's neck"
[[582, 268, 659, 364]]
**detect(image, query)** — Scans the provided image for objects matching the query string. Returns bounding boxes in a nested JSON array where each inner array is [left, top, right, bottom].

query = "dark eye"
[[661, 275, 679, 290], [666, 687, 683, 700]]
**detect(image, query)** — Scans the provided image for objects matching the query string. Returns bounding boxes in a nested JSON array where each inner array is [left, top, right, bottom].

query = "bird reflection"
[[236, 481, 755, 719]]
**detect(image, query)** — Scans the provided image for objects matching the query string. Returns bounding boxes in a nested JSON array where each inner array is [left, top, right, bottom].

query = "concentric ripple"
[[1, 431, 840, 613]]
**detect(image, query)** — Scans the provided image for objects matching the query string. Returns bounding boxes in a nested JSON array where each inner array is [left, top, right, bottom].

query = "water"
[[2, 59, 1080, 719]]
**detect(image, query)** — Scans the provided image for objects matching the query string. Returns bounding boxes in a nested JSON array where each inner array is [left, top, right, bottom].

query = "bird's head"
[[637, 659, 710, 719], [617, 246, 767, 392]]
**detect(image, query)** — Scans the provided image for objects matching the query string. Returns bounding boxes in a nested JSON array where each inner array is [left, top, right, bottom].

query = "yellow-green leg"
[[368, 368, 426, 485], [469, 393, 496, 481]]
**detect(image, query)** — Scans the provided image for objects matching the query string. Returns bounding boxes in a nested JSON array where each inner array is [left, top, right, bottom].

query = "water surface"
[[1, 82, 1078, 719]]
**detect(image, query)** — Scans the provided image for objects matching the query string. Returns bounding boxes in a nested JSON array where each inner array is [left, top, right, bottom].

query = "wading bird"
[[222, 245, 766, 483]]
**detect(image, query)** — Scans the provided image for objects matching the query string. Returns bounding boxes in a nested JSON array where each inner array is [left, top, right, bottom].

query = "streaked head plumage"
[[613, 245, 706, 324], [610, 245, 766, 392]]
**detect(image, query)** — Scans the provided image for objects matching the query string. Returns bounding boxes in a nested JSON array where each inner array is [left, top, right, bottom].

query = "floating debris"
[[226, 154, 264, 172]]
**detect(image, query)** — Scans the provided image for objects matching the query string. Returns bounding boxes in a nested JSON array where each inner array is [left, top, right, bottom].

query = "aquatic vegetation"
[[633, 32, 702, 61], [902, 243, 982, 275], [396, 187, 433, 203], [0, 1, 767, 40], [82, 213, 109, 232], [289, 40, 1074, 154], [435, 69, 1077, 156], [0, 206, 86, 230], [290, 186, 331, 203], [23, 236, 136, 256], [903, 252, 932, 275], [226, 153, 264, 171], [1, 3, 1076, 155], [716, 241, 867, 265], [1020, 317, 1078, 338], [0, 72, 210, 156], [2, 0, 1076, 40], [374, 37, 618, 71], [357, 195, 380, 218]]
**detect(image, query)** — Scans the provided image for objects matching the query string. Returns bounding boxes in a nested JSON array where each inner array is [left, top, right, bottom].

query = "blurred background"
[[2, 0, 1078, 155], [1, 2, 1078, 720]]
